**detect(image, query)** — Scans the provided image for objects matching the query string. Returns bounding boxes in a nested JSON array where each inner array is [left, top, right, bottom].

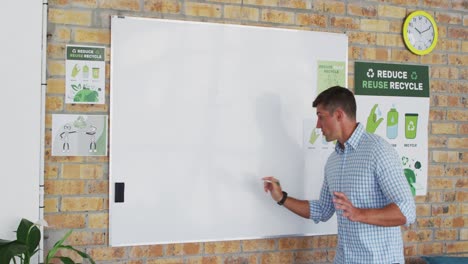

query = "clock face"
[[403, 11, 438, 55], [407, 16, 435, 50]]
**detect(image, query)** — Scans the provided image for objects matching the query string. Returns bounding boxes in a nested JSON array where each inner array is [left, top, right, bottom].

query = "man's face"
[[316, 104, 338, 142]]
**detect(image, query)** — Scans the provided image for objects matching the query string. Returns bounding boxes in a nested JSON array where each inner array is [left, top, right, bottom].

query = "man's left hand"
[[333, 192, 363, 222]]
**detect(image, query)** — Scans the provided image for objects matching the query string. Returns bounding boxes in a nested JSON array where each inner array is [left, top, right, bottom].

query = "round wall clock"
[[402, 10, 438, 55]]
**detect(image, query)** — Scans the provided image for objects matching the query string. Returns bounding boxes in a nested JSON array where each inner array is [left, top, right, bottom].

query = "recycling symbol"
[[411, 72, 418, 80], [407, 121, 416, 131], [402, 156, 409, 166], [367, 68, 375, 78]]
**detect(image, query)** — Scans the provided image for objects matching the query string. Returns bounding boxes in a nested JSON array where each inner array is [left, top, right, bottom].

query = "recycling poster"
[[66, 45, 105, 104], [316, 61, 346, 95], [302, 60, 347, 195], [51, 114, 108, 156], [354, 61, 429, 195]]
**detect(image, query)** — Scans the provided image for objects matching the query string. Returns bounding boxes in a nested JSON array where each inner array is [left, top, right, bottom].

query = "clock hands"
[[421, 27, 432, 33], [415, 27, 422, 34]]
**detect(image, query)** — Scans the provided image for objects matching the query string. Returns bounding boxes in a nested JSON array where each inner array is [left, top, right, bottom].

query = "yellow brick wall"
[[45, 0, 467, 263]]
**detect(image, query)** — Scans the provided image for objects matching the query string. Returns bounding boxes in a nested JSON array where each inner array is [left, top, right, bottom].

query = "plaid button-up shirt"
[[309, 123, 416, 264]]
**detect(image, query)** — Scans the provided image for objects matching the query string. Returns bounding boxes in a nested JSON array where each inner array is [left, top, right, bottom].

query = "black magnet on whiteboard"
[[115, 182, 125, 203]]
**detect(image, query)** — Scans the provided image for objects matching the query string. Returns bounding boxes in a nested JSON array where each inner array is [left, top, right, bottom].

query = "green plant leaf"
[[16, 218, 41, 255], [4, 219, 95, 264], [54, 230, 72, 248], [17, 219, 34, 243], [59, 245, 96, 264], [0, 239, 13, 246], [46, 230, 72, 263], [55, 256, 75, 264], [0, 241, 28, 264], [15, 219, 41, 257], [46, 230, 96, 264], [27, 228, 40, 256], [0, 247, 14, 264]]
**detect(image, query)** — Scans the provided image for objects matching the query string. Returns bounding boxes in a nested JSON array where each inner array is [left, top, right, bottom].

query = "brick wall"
[[45, 0, 467, 263]]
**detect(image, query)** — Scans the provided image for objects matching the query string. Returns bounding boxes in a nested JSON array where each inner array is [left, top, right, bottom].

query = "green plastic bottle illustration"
[[82, 65, 89, 79], [386, 105, 398, 139]]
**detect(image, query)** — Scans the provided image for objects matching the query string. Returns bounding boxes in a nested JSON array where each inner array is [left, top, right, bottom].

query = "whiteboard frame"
[[110, 16, 348, 246]]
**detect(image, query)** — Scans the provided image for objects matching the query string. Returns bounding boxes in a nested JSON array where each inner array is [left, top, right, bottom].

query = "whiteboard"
[[110, 16, 347, 246], [0, 0, 42, 239]]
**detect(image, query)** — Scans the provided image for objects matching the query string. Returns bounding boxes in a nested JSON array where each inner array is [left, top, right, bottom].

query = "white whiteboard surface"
[[0, 1, 42, 239], [110, 16, 347, 246]]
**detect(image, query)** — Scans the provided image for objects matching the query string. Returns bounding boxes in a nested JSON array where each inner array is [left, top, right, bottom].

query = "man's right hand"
[[262, 176, 283, 202], [262, 176, 311, 219]]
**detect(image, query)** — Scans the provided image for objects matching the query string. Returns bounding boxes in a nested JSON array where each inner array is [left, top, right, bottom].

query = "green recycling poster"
[[317, 61, 346, 95], [66, 45, 105, 104], [302, 60, 347, 197], [355, 61, 429, 196]]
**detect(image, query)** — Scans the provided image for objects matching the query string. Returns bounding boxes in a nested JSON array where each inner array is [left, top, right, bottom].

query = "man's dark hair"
[[312, 86, 356, 120]]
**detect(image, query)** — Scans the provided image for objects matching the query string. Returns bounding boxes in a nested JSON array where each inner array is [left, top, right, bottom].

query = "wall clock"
[[403, 10, 438, 55]]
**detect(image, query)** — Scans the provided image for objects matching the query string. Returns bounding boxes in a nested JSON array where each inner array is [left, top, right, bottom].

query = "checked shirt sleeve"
[[309, 177, 336, 223], [375, 141, 416, 226]]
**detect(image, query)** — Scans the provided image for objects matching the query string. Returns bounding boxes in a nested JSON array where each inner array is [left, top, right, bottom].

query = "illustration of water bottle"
[[386, 105, 398, 139], [82, 65, 89, 79]]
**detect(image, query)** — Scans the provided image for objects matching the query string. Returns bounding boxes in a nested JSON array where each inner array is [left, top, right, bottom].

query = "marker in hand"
[[262, 179, 280, 186], [262, 177, 281, 194]]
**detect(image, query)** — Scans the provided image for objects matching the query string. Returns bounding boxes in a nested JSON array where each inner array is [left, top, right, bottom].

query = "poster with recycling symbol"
[[66, 45, 106, 104], [354, 61, 429, 195]]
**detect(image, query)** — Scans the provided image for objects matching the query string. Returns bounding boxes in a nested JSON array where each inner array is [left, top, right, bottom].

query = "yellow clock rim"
[[403, 10, 438, 55]]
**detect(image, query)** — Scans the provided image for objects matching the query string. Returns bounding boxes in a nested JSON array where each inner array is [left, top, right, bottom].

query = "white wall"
[[0, 1, 42, 239]]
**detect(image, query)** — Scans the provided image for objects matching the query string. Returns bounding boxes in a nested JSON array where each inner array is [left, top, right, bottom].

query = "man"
[[263, 86, 416, 264]]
